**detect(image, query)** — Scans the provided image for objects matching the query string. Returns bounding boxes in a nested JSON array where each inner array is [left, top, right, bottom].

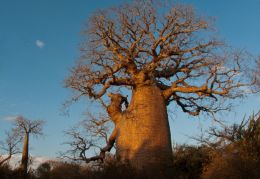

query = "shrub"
[[172, 145, 210, 179]]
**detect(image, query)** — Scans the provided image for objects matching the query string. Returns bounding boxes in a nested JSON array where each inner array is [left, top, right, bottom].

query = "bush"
[[202, 113, 260, 179], [172, 145, 210, 179], [0, 164, 23, 179], [202, 151, 260, 179]]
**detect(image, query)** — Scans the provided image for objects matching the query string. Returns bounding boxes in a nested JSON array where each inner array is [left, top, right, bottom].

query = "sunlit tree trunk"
[[11, 116, 44, 178], [20, 132, 29, 176], [111, 85, 173, 172]]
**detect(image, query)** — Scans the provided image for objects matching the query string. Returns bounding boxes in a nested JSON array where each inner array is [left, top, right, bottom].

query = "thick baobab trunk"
[[109, 85, 173, 172], [20, 132, 29, 176]]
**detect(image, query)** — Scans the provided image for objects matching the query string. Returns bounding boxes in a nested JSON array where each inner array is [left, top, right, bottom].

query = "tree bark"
[[20, 132, 29, 177], [114, 85, 173, 173]]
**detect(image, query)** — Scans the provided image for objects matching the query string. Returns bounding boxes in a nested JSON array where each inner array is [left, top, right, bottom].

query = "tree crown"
[[66, 0, 257, 116], [13, 116, 44, 137]]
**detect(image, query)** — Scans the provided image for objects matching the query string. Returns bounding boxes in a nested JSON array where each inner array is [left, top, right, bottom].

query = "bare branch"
[[66, 0, 258, 116], [60, 114, 116, 164], [0, 131, 21, 166], [12, 116, 44, 137]]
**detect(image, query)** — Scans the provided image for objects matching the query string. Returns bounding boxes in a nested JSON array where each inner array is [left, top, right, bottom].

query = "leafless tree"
[[0, 131, 20, 166], [60, 113, 115, 164], [65, 0, 258, 172], [195, 111, 260, 149], [13, 116, 44, 177]]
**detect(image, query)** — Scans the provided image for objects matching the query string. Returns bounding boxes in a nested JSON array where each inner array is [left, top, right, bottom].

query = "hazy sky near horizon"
[[0, 0, 260, 157]]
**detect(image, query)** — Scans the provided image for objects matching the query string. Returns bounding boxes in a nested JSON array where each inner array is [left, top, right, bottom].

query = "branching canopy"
[[60, 114, 115, 164], [0, 131, 21, 165], [13, 116, 44, 136], [66, 0, 257, 116], [195, 111, 260, 157]]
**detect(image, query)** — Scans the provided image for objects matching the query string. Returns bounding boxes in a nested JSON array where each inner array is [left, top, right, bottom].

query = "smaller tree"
[[0, 131, 20, 166], [12, 116, 44, 177], [60, 113, 115, 165]]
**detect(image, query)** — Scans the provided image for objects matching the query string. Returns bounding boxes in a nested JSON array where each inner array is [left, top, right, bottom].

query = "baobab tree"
[[0, 131, 20, 166], [66, 1, 257, 173], [13, 116, 44, 176]]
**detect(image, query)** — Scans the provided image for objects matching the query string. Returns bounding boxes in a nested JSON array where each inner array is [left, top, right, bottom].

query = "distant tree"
[[12, 116, 44, 177], [0, 131, 20, 166], [66, 0, 258, 173]]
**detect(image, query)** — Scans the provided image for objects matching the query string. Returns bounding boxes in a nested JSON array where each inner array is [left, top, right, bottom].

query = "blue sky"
[[0, 0, 260, 157]]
